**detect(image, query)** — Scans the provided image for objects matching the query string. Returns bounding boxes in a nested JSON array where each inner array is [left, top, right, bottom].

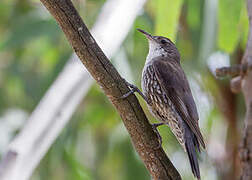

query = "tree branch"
[[0, 0, 146, 179], [39, 0, 181, 179], [215, 64, 252, 77], [240, 1, 252, 179], [217, 0, 252, 179]]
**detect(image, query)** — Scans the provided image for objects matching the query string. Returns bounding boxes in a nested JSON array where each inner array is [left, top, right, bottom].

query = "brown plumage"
[[152, 59, 205, 149], [136, 29, 205, 179]]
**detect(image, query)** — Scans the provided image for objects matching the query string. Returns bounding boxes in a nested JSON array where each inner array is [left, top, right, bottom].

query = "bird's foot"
[[151, 123, 164, 149], [120, 80, 151, 104]]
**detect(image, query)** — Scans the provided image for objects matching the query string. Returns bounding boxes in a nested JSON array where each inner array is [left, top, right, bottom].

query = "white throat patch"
[[145, 40, 166, 64]]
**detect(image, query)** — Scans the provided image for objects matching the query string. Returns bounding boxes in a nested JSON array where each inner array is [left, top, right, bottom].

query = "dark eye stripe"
[[161, 39, 167, 44]]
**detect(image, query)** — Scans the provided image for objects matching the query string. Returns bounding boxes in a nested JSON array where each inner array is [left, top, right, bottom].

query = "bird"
[[121, 29, 205, 180]]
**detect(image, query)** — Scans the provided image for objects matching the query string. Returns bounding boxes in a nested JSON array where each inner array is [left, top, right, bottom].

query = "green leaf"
[[155, 0, 184, 42], [218, 0, 243, 53]]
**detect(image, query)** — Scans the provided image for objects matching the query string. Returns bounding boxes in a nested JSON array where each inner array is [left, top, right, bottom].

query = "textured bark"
[[215, 64, 251, 77], [240, 1, 252, 179], [208, 73, 239, 180], [39, 0, 181, 179], [215, 1, 252, 179]]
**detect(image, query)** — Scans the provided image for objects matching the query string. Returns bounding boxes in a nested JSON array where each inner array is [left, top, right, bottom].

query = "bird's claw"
[[119, 80, 151, 104], [119, 89, 136, 99], [119, 80, 138, 99], [124, 81, 137, 89]]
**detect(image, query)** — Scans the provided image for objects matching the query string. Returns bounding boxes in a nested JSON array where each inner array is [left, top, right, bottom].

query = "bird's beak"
[[137, 29, 154, 41]]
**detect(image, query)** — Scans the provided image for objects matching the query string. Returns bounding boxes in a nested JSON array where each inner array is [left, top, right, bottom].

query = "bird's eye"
[[161, 39, 167, 44]]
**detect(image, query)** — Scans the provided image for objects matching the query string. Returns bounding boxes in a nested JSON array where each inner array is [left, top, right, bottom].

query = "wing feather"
[[152, 58, 205, 149]]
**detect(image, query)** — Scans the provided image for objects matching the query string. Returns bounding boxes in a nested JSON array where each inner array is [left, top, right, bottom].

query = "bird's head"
[[137, 29, 180, 61]]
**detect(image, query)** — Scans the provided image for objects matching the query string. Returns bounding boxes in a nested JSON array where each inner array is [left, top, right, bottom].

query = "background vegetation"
[[0, 0, 248, 179]]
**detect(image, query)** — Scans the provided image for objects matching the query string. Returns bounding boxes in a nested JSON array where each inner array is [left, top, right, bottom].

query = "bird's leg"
[[151, 122, 164, 149], [120, 80, 151, 104]]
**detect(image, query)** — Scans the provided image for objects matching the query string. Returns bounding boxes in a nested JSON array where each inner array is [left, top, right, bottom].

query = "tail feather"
[[184, 124, 201, 180]]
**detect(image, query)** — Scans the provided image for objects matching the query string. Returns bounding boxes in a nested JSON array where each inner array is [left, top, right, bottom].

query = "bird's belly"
[[142, 65, 185, 148], [141, 65, 172, 120]]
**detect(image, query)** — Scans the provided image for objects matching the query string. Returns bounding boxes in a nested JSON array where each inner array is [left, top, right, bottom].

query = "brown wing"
[[152, 58, 205, 149]]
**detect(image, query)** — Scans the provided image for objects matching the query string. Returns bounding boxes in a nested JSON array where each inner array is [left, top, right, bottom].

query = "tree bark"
[[240, 1, 252, 179], [214, 1, 252, 179], [0, 1, 146, 179], [217, 0, 252, 179], [39, 0, 181, 179]]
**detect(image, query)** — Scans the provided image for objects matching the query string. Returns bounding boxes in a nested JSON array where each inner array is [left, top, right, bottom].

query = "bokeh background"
[[0, 0, 248, 179]]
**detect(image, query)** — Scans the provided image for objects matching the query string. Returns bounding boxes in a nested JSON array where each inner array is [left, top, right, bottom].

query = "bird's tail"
[[184, 123, 201, 180]]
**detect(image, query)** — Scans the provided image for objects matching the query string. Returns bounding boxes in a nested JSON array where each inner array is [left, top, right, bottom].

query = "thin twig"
[[215, 64, 252, 77]]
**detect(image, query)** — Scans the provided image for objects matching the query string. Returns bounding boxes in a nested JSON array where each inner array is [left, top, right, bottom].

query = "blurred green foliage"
[[0, 0, 249, 179], [218, 0, 243, 52], [155, 0, 183, 41]]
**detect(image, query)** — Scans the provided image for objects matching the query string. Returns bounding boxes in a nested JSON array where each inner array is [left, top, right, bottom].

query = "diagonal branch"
[[0, 0, 146, 179], [39, 0, 181, 179]]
